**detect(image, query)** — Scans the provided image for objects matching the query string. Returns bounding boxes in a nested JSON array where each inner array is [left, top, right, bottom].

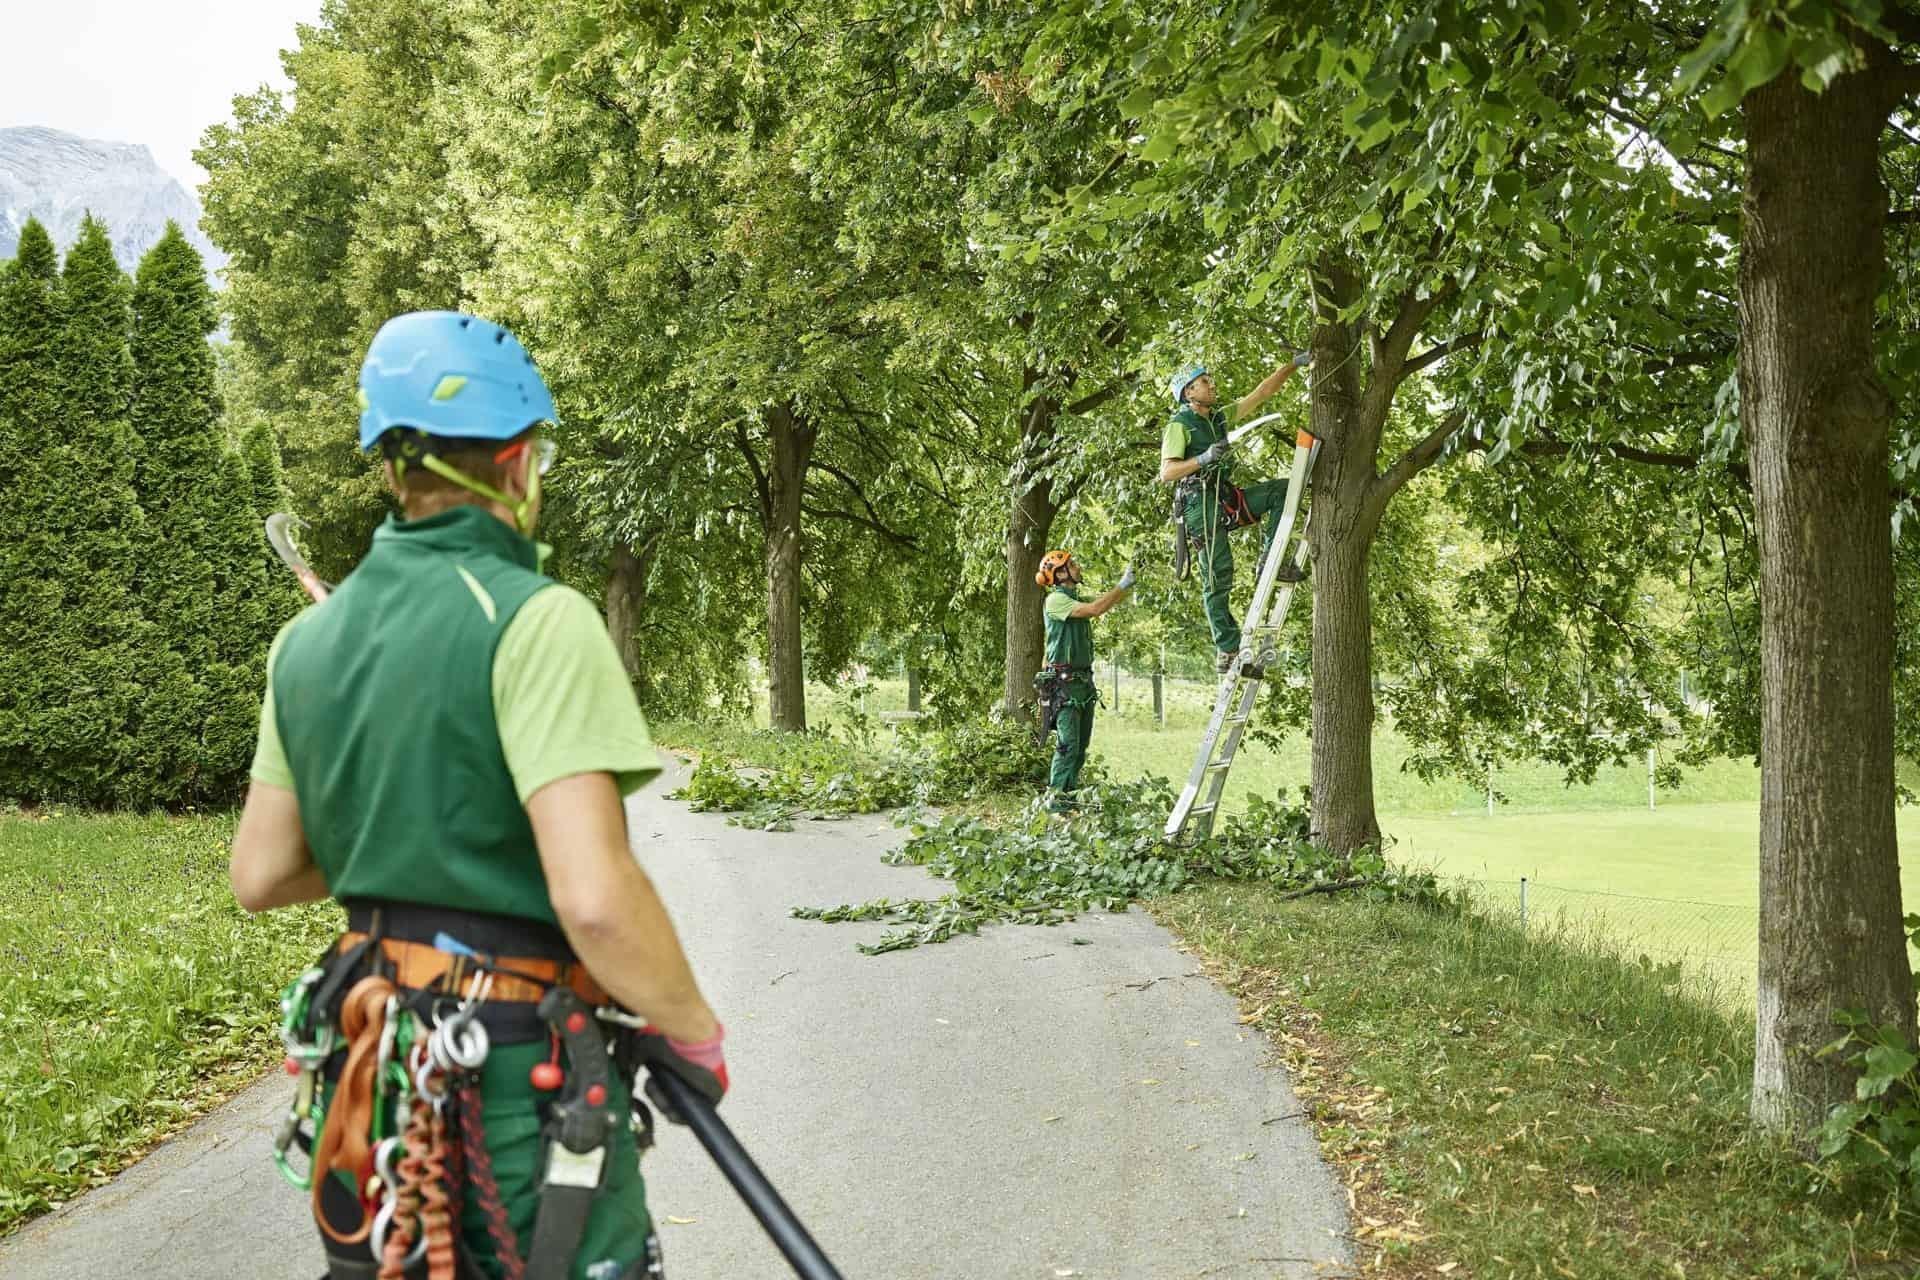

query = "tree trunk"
[[1306, 255, 1385, 856], [1743, 59, 1913, 1137], [764, 402, 818, 733], [604, 535, 660, 705], [1003, 371, 1061, 722]]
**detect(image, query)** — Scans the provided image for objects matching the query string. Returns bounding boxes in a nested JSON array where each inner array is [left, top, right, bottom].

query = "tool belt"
[[275, 901, 650, 1280], [1170, 474, 1257, 581], [1032, 662, 1090, 733]]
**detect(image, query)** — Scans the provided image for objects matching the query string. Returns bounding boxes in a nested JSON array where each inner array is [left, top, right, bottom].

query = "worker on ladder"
[[1034, 549, 1133, 813], [1158, 354, 1312, 676]]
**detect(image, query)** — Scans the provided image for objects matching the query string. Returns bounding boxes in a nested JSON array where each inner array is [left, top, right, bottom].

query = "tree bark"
[[1306, 255, 1386, 856], [764, 401, 818, 733], [604, 534, 661, 705], [1743, 56, 1914, 1137], [1003, 369, 1061, 722]]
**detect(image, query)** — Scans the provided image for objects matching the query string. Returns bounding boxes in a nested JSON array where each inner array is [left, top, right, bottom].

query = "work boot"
[[1274, 559, 1308, 584], [1217, 651, 1237, 675]]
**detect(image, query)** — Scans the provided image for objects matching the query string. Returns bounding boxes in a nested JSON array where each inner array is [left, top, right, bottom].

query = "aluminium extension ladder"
[[1165, 423, 1322, 842]]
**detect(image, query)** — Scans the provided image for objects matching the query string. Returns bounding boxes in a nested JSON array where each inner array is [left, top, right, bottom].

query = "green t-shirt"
[[251, 587, 660, 802], [1042, 586, 1095, 674]]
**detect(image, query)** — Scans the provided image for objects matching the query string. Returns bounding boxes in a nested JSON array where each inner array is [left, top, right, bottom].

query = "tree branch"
[[800, 501, 918, 549], [1400, 330, 1486, 380], [1065, 372, 1137, 416], [1372, 409, 1469, 517], [733, 420, 771, 529], [809, 460, 914, 546]]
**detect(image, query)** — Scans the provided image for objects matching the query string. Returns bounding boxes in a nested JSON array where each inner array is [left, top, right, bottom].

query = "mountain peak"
[[0, 125, 225, 280]]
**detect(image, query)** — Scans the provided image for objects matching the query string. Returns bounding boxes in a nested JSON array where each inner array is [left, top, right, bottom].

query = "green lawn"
[[0, 811, 341, 1233]]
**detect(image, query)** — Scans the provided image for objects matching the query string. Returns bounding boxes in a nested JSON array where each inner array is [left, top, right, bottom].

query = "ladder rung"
[[1189, 803, 1217, 817], [1224, 714, 1249, 725], [1207, 760, 1232, 771]]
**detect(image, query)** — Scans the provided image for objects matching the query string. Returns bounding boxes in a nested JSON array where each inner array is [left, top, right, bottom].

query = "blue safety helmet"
[[1169, 365, 1207, 407], [356, 311, 557, 452]]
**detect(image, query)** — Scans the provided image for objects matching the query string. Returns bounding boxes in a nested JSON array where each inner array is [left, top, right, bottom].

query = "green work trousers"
[[1183, 477, 1290, 655], [1047, 685, 1096, 808], [322, 1037, 655, 1279]]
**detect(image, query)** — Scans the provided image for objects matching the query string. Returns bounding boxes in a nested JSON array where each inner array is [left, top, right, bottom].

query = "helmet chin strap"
[[411, 451, 541, 535]]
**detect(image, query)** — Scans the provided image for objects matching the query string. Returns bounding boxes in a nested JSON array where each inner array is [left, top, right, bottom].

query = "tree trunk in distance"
[[1743, 58, 1914, 1137], [765, 402, 817, 733], [605, 536, 659, 705], [1003, 372, 1061, 722], [1305, 255, 1384, 857]]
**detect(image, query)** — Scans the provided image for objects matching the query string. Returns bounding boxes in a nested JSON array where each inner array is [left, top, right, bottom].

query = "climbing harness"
[[1031, 662, 1087, 733], [1166, 423, 1323, 843], [271, 904, 662, 1280]]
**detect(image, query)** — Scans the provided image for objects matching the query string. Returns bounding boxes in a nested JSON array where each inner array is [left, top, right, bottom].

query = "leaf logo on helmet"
[[1036, 550, 1073, 587]]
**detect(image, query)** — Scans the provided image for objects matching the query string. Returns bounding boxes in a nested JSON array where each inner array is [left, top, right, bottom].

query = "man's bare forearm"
[[1234, 358, 1302, 421], [559, 858, 719, 1043]]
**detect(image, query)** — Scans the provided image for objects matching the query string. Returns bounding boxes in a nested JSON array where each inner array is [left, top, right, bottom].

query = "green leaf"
[[1700, 74, 1747, 119], [1140, 131, 1178, 163], [1357, 116, 1396, 152], [1730, 25, 1792, 92], [1119, 87, 1158, 120]]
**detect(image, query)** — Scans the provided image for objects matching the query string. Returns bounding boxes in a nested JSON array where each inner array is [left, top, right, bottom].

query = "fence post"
[[1519, 876, 1528, 932], [1647, 747, 1656, 810], [1486, 761, 1494, 817], [906, 666, 921, 713], [1152, 671, 1164, 726]]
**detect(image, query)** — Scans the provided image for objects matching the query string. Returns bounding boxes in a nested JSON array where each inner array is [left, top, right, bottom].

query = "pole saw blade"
[[265, 513, 334, 604]]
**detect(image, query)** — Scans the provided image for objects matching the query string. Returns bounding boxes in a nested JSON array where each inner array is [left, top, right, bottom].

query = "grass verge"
[[1154, 881, 1919, 1278], [0, 810, 342, 1235]]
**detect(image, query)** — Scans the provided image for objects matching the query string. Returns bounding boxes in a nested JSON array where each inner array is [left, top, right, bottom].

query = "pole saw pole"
[[649, 1070, 847, 1280]]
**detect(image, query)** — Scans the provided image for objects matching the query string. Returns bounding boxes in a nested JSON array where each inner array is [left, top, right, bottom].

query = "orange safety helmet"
[[1035, 549, 1074, 587]]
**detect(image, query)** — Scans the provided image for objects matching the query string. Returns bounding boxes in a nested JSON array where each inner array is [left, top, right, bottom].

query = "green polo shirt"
[[251, 588, 660, 803], [249, 506, 660, 925]]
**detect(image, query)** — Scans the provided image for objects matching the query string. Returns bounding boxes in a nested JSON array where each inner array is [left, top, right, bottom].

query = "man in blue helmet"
[[1158, 354, 1310, 675], [229, 311, 725, 1279]]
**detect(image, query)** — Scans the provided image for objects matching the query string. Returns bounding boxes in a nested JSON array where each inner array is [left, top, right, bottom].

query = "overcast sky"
[[0, 0, 323, 192]]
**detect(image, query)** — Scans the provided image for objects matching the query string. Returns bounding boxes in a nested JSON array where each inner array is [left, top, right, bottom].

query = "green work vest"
[[272, 505, 559, 925], [1172, 407, 1233, 474], [1044, 586, 1094, 675]]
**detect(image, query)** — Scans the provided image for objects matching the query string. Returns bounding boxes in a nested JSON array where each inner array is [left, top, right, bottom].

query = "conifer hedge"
[[0, 217, 287, 808]]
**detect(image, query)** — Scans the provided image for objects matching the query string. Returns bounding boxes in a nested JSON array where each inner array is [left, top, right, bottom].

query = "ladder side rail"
[[1168, 670, 1251, 835], [1237, 438, 1319, 643]]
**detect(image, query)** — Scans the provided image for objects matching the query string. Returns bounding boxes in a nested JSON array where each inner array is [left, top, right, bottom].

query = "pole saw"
[[265, 513, 333, 604], [259, 512, 848, 1279]]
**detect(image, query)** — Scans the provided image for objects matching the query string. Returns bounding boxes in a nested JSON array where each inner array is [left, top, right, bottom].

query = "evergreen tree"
[[241, 420, 287, 520], [129, 222, 270, 802], [25, 215, 156, 805], [0, 221, 65, 798]]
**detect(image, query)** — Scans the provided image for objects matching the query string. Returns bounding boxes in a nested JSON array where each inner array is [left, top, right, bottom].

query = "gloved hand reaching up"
[[1196, 440, 1229, 467], [1117, 566, 1136, 591]]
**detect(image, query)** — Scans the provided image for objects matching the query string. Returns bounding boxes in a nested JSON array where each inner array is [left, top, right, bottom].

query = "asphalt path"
[[0, 764, 1350, 1279]]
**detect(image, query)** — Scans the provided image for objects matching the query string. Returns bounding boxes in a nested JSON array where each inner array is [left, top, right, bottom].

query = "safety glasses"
[[494, 436, 556, 476]]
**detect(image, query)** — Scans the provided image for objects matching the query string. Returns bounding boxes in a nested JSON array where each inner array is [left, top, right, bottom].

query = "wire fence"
[[1456, 876, 1756, 1007]]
